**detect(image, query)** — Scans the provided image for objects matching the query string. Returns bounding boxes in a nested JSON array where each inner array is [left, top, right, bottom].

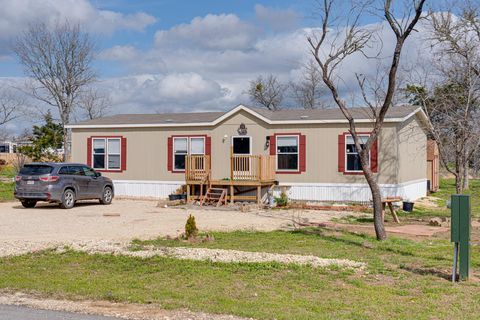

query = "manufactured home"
[[66, 104, 430, 203]]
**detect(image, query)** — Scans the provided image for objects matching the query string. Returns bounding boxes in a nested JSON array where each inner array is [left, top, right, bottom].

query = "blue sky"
[[0, 0, 310, 77], [0, 0, 427, 134]]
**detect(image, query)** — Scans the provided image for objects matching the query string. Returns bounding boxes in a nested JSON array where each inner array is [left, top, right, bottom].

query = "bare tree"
[[290, 60, 327, 109], [403, 3, 480, 193], [13, 21, 97, 161], [78, 88, 110, 120], [308, 0, 426, 240], [247, 74, 286, 110], [0, 86, 23, 127]]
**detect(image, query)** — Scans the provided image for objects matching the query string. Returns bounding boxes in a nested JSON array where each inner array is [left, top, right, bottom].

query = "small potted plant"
[[169, 185, 187, 201]]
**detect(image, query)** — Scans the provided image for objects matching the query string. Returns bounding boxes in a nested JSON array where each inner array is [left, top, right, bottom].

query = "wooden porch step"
[[200, 187, 228, 207]]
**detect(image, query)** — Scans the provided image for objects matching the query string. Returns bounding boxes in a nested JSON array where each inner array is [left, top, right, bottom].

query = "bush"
[[0, 159, 6, 166], [185, 214, 198, 239], [275, 191, 288, 207]]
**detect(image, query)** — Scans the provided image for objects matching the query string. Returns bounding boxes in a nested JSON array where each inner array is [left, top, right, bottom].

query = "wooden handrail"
[[185, 155, 211, 181], [231, 155, 275, 181], [186, 154, 275, 182]]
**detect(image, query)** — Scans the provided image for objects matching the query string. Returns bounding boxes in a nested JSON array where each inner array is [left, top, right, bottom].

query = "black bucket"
[[402, 201, 414, 212]]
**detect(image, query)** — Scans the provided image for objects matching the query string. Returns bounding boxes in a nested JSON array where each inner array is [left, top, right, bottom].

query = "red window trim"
[[88, 135, 126, 173], [271, 133, 305, 174], [169, 134, 210, 173], [341, 132, 378, 175]]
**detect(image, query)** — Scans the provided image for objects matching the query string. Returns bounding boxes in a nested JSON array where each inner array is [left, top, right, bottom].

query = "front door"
[[232, 136, 251, 179]]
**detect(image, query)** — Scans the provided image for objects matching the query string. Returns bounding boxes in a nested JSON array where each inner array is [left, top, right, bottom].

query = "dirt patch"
[[317, 221, 450, 240], [0, 291, 251, 320], [0, 199, 360, 256], [416, 196, 443, 209]]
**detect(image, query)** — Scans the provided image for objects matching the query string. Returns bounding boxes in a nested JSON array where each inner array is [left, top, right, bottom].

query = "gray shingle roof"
[[73, 111, 225, 126], [69, 104, 420, 127]]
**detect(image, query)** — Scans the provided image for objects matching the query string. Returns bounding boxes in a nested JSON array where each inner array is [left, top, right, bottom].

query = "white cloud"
[[154, 14, 257, 50], [0, 0, 156, 54], [100, 73, 231, 114], [99, 45, 140, 61], [255, 4, 299, 32]]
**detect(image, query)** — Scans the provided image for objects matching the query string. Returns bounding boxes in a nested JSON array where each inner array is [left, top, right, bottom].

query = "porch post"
[[257, 185, 261, 204], [230, 185, 234, 204]]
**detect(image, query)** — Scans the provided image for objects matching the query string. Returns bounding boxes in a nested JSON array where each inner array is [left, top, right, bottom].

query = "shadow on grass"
[[400, 265, 452, 281], [289, 228, 453, 262]]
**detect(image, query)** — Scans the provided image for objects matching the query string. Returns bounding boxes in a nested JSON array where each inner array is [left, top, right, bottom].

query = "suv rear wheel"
[[100, 186, 113, 205], [21, 200, 37, 208], [60, 189, 76, 209]]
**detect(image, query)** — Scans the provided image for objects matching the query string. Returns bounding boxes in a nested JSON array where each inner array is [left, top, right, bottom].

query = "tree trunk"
[[463, 163, 469, 190], [364, 171, 387, 240], [360, 149, 386, 240], [455, 171, 462, 194], [63, 127, 69, 162]]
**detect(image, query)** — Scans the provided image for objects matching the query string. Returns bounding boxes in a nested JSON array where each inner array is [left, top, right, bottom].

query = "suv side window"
[[58, 166, 71, 175], [82, 166, 97, 177], [69, 166, 85, 176]]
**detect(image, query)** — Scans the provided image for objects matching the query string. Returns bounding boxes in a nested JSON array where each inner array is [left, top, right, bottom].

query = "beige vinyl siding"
[[396, 115, 427, 183], [71, 109, 423, 185]]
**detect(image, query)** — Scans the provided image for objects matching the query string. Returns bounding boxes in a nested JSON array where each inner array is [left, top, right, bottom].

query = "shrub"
[[185, 214, 198, 239], [275, 191, 288, 207], [0, 159, 6, 166]]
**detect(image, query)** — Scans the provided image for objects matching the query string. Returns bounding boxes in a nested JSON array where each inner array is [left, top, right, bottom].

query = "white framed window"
[[173, 136, 205, 171], [276, 135, 299, 171], [345, 135, 370, 172], [92, 138, 122, 170], [107, 139, 121, 169]]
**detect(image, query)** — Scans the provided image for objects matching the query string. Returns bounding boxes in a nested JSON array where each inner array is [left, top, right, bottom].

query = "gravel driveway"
[[0, 199, 346, 255]]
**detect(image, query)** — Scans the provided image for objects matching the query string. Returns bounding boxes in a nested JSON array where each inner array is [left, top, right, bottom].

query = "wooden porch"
[[185, 154, 277, 205]]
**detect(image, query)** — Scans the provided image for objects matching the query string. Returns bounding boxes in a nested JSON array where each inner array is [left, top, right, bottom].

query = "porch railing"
[[230, 155, 275, 181], [185, 154, 276, 182], [185, 155, 210, 181]]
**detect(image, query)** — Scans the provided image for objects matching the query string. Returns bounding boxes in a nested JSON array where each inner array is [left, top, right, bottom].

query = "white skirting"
[[275, 179, 427, 202], [113, 180, 184, 198], [112, 179, 427, 202]]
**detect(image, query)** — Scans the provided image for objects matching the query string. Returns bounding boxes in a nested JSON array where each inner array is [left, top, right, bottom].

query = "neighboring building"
[[0, 141, 14, 153], [0, 139, 33, 153], [66, 104, 429, 202], [426, 139, 440, 192]]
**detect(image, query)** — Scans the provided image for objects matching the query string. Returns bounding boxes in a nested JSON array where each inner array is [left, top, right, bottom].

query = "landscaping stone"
[[429, 218, 443, 227], [428, 217, 450, 227], [57, 241, 366, 270]]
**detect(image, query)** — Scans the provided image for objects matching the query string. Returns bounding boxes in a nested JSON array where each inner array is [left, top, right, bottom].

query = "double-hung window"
[[276, 135, 299, 171], [92, 138, 121, 170], [173, 136, 205, 171], [345, 135, 369, 172]]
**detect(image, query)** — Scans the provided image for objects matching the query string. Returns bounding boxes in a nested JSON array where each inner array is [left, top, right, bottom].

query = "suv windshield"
[[19, 165, 54, 175]]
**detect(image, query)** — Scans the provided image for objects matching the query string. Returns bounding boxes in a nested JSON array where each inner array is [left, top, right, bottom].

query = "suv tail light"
[[15, 175, 22, 182], [40, 175, 60, 182]]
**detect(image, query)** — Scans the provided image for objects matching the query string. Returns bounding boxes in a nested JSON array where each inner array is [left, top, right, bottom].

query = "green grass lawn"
[[1, 230, 479, 320], [0, 165, 15, 201], [0, 165, 16, 179], [0, 182, 14, 202]]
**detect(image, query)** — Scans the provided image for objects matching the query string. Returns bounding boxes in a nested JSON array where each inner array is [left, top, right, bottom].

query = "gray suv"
[[14, 163, 114, 209]]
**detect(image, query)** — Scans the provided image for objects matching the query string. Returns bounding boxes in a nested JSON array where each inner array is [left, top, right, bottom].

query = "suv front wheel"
[[60, 189, 76, 209], [100, 186, 113, 205]]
